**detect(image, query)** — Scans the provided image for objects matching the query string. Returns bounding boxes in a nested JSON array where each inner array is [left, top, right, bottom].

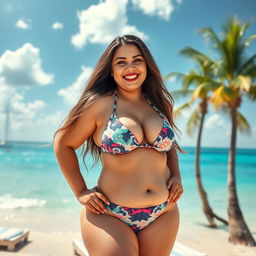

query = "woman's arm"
[[165, 102, 182, 179], [166, 147, 181, 179], [166, 147, 183, 204], [165, 103, 183, 204], [53, 98, 100, 198], [54, 143, 88, 198]]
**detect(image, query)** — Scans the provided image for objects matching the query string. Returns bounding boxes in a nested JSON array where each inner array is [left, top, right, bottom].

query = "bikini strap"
[[112, 92, 166, 119], [143, 94, 165, 119], [112, 91, 118, 115]]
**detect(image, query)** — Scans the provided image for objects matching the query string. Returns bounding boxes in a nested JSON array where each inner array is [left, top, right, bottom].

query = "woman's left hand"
[[166, 175, 183, 204]]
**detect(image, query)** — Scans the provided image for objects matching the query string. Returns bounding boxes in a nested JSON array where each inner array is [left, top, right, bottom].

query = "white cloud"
[[0, 91, 45, 133], [52, 22, 63, 30], [0, 43, 54, 88], [0, 44, 54, 140], [71, 0, 148, 49], [0, 90, 66, 142], [58, 66, 93, 105], [11, 94, 45, 119], [205, 114, 224, 129], [15, 18, 31, 30], [36, 111, 64, 127], [131, 0, 179, 20], [0, 85, 16, 109], [10, 109, 66, 142]]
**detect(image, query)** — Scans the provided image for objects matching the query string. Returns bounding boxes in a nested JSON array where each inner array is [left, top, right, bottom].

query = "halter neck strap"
[[143, 94, 165, 119], [113, 91, 118, 114]]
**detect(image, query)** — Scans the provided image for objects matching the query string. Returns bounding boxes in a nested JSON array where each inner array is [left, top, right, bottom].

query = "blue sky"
[[0, 0, 255, 148]]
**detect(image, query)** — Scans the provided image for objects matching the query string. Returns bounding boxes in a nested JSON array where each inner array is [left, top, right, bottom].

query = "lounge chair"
[[0, 227, 29, 251], [72, 238, 208, 256], [73, 238, 88, 256]]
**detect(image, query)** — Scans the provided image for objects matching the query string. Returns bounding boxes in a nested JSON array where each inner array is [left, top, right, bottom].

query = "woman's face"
[[111, 44, 147, 92]]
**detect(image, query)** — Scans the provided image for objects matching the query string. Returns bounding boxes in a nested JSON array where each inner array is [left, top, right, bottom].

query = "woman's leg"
[[137, 203, 180, 256], [80, 206, 139, 256]]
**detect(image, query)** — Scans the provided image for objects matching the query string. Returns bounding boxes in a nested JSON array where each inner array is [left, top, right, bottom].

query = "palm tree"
[[166, 57, 228, 228], [177, 16, 256, 246]]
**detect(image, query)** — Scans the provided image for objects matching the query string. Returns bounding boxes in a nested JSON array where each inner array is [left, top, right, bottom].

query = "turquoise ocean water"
[[0, 141, 255, 232]]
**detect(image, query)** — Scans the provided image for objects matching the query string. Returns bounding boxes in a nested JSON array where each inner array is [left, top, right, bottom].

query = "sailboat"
[[0, 101, 12, 150]]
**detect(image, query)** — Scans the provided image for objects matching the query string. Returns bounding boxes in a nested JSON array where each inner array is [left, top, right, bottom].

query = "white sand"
[[1, 209, 256, 256], [177, 221, 256, 256], [0, 231, 77, 256]]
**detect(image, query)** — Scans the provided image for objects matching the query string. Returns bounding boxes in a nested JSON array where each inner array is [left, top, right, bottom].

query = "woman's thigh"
[[137, 203, 180, 256], [80, 206, 139, 256]]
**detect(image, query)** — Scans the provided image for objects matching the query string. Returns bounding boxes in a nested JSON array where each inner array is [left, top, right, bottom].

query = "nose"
[[126, 62, 136, 70]]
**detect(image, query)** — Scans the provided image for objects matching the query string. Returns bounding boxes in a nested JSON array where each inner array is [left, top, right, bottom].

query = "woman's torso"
[[92, 91, 172, 207]]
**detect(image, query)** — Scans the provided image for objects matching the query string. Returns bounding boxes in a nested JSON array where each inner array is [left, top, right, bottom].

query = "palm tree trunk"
[[227, 107, 256, 246], [195, 103, 228, 228]]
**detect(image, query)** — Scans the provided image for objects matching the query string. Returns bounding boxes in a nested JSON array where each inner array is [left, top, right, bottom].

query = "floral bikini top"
[[101, 91, 176, 155]]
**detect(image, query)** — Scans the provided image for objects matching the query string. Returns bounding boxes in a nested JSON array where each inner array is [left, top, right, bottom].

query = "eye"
[[134, 58, 144, 64], [116, 61, 126, 65]]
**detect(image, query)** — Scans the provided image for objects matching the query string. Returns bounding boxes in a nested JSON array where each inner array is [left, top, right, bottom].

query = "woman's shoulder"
[[87, 92, 115, 112], [83, 92, 116, 123], [90, 92, 116, 126]]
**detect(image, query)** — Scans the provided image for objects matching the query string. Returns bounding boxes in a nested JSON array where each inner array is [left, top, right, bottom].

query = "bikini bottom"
[[104, 200, 168, 233]]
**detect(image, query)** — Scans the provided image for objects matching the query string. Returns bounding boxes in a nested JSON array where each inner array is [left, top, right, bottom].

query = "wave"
[[0, 194, 46, 209]]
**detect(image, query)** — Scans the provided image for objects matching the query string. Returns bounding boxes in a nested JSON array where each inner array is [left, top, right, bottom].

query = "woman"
[[54, 35, 184, 256]]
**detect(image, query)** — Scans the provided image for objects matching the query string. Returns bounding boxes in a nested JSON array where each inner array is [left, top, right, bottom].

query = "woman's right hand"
[[77, 186, 110, 215]]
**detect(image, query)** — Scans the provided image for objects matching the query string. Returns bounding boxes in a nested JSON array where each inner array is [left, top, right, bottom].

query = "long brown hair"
[[53, 35, 184, 171]]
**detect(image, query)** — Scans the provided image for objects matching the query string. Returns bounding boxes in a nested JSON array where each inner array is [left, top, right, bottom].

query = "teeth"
[[124, 74, 138, 79]]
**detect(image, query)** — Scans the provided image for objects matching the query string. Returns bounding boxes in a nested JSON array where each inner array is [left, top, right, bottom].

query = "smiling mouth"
[[123, 74, 139, 82]]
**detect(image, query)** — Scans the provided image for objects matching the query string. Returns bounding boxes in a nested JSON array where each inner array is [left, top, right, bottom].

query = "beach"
[[1, 207, 256, 256], [0, 142, 255, 255]]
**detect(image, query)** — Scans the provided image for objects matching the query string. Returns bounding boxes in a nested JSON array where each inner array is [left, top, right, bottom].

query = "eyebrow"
[[114, 54, 143, 61]]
